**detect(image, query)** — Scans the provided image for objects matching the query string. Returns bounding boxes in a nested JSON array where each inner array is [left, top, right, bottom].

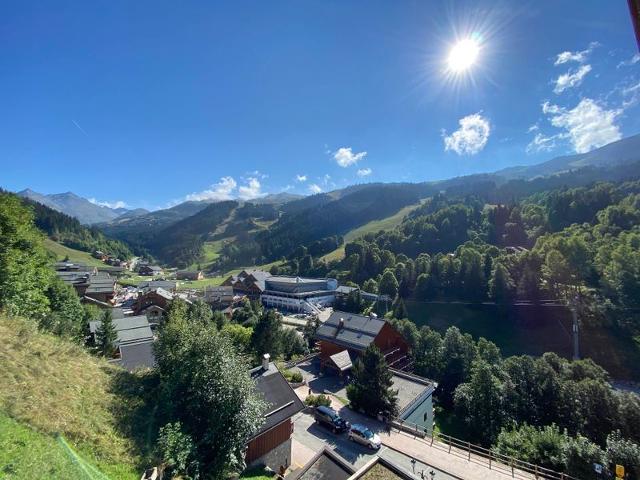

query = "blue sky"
[[1, 1, 639, 210]]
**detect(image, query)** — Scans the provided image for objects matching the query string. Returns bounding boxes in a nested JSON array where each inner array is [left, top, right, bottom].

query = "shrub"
[[305, 394, 332, 407]]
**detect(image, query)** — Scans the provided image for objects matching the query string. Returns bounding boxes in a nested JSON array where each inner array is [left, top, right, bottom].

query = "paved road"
[[291, 411, 458, 479]]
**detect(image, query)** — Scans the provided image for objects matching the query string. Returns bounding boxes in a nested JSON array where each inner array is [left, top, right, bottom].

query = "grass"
[[0, 314, 152, 479], [321, 201, 425, 262], [405, 301, 640, 381], [44, 238, 106, 268], [239, 467, 275, 479]]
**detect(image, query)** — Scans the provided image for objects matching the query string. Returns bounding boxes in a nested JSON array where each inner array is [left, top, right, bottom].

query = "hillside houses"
[[55, 264, 116, 304]]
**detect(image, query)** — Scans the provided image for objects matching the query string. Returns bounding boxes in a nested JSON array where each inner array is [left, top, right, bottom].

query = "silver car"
[[348, 424, 381, 449]]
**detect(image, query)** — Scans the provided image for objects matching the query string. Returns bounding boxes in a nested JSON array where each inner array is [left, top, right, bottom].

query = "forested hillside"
[[24, 197, 133, 260]]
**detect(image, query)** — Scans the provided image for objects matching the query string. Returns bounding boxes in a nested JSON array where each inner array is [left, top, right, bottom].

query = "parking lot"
[[290, 408, 460, 479]]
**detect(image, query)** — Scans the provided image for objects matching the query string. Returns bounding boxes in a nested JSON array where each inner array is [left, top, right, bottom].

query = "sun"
[[447, 38, 480, 73]]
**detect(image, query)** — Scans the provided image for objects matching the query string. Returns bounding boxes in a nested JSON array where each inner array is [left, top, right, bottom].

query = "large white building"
[[261, 276, 339, 314]]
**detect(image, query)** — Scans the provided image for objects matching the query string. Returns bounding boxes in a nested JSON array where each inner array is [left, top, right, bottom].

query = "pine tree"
[[347, 344, 398, 419], [96, 309, 118, 357]]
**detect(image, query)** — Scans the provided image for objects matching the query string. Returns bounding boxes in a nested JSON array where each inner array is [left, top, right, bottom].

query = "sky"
[[1, 1, 639, 210]]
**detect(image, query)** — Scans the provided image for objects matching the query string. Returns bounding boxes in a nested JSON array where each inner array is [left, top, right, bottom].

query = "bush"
[[305, 394, 332, 407], [281, 368, 303, 383]]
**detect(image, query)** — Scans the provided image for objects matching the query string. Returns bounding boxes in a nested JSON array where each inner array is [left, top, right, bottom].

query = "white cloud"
[[308, 184, 323, 194], [443, 113, 491, 155], [554, 42, 599, 65], [357, 168, 372, 177], [553, 65, 592, 94], [617, 53, 640, 68], [323, 174, 331, 185], [526, 132, 565, 154], [238, 177, 263, 200], [89, 198, 128, 209], [334, 147, 367, 167], [542, 98, 622, 153], [186, 176, 237, 201], [621, 81, 640, 108], [295, 174, 307, 182]]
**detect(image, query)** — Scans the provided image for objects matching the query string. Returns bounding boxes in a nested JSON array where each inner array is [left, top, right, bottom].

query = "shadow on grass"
[[106, 367, 163, 470]]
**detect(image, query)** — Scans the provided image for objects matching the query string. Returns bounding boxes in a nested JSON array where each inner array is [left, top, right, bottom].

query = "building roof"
[[138, 280, 177, 291], [315, 311, 386, 351], [249, 362, 305, 439], [85, 274, 116, 294], [329, 350, 353, 372], [288, 447, 354, 480], [115, 340, 156, 372], [140, 265, 163, 272], [89, 315, 154, 346], [390, 369, 436, 415]]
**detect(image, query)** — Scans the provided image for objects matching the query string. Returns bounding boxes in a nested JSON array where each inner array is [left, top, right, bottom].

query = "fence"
[[391, 419, 581, 480]]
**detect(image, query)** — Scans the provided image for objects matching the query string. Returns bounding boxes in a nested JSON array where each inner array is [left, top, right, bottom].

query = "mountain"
[[249, 192, 303, 205], [494, 133, 640, 180], [16, 189, 128, 225]]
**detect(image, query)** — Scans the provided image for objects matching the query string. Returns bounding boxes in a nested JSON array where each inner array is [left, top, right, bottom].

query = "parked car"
[[314, 406, 350, 433], [348, 424, 382, 449]]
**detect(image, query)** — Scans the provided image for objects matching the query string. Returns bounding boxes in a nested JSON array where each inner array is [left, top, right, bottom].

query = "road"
[[291, 411, 458, 479]]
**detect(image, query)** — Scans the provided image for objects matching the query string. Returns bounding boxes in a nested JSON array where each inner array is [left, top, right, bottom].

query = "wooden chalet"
[[314, 311, 410, 371], [246, 355, 305, 471], [222, 269, 271, 299], [176, 270, 204, 281]]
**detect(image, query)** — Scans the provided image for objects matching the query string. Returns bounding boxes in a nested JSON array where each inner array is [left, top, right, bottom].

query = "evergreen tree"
[[96, 309, 117, 357], [250, 309, 283, 359], [346, 344, 398, 418], [187, 299, 213, 324]]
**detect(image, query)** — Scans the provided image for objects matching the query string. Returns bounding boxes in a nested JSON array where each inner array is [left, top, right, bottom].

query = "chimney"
[[262, 353, 271, 371]]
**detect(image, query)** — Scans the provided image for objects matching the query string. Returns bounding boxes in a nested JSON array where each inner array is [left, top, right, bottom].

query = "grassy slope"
[[320, 201, 425, 262], [44, 238, 106, 268], [0, 315, 147, 479]]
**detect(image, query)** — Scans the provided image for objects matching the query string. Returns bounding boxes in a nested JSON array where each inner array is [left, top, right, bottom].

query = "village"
[[52, 256, 568, 480]]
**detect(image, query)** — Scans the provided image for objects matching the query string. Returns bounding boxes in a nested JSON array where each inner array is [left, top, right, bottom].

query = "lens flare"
[[447, 38, 480, 73]]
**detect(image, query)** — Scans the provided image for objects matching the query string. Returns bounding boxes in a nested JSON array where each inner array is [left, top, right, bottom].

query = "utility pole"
[[571, 294, 580, 360]]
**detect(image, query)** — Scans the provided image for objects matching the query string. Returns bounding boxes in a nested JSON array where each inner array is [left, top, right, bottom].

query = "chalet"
[[246, 354, 305, 471], [176, 270, 204, 281], [314, 311, 410, 372], [89, 314, 154, 348], [222, 269, 271, 299], [134, 287, 188, 315], [54, 262, 97, 274], [55, 270, 116, 304], [203, 285, 235, 307], [138, 265, 163, 276]]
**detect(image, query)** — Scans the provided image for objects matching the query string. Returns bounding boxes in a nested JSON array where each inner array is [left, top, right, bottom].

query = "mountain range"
[[16, 189, 149, 225], [13, 133, 640, 268]]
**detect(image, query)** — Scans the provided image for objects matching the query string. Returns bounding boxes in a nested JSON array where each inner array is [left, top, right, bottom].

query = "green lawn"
[[321, 201, 425, 262], [44, 238, 106, 268], [405, 301, 640, 381]]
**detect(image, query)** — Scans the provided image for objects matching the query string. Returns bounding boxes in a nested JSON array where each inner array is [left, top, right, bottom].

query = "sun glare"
[[447, 38, 480, 73]]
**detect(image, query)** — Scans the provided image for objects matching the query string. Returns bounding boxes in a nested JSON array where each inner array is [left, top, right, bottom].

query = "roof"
[[89, 315, 154, 345], [138, 280, 177, 291], [329, 350, 353, 371], [115, 340, 156, 372], [288, 447, 354, 480], [249, 362, 305, 439], [140, 265, 163, 271], [335, 285, 358, 295], [315, 311, 386, 351], [390, 369, 436, 414], [350, 457, 419, 480]]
